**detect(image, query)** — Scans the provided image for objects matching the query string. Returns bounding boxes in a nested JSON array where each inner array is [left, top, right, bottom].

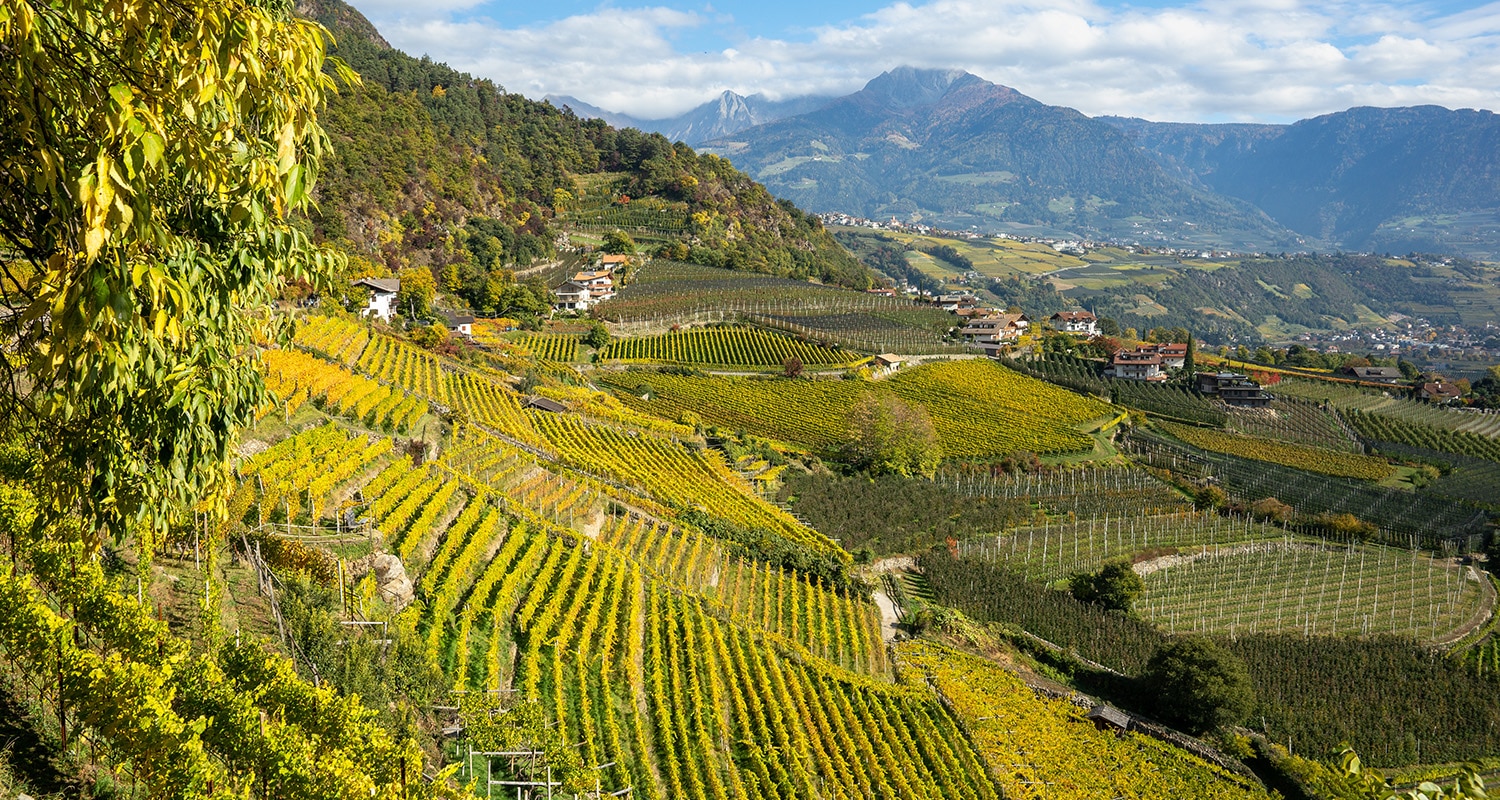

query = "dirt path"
[[872, 588, 902, 642], [1436, 565, 1499, 648]]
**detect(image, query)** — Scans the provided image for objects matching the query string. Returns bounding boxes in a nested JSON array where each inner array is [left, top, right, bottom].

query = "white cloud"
[[351, 0, 1500, 122]]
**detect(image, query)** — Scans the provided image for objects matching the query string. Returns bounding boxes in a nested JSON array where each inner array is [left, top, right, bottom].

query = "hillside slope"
[[1107, 106, 1500, 258], [294, 0, 870, 291]]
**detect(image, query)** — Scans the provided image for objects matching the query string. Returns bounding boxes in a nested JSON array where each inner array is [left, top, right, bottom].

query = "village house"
[[351, 277, 399, 322], [1050, 310, 1098, 335], [960, 313, 1030, 345], [1418, 380, 1464, 404], [1197, 372, 1272, 407], [599, 253, 633, 270], [571, 267, 617, 303], [444, 312, 475, 339], [1109, 349, 1166, 381], [552, 281, 592, 312], [933, 294, 978, 312]]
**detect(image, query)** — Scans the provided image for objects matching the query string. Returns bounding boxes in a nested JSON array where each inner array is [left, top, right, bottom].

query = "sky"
[[347, 0, 1500, 123]]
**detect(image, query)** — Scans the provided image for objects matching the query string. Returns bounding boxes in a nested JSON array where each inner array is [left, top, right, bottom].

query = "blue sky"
[[349, 0, 1500, 122]]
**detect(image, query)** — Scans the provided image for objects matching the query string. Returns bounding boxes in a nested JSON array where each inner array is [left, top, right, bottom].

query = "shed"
[[873, 354, 904, 369], [1086, 704, 1132, 732], [524, 396, 568, 414]]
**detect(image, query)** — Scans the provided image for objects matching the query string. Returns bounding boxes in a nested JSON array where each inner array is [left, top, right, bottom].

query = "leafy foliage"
[[0, 0, 348, 538], [1069, 559, 1145, 612], [1143, 637, 1256, 734], [839, 394, 943, 478]]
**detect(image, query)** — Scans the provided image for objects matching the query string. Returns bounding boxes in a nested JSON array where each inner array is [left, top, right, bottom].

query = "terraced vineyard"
[[606, 359, 1109, 459], [1346, 409, 1500, 462], [263, 348, 430, 432], [958, 511, 1283, 583], [900, 642, 1271, 800], [1275, 377, 1500, 437], [942, 465, 1192, 518], [1126, 428, 1489, 546], [1136, 541, 1490, 643], [601, 325, 857, 368], [520, 334, 581, 362], [530, 412, 845, 562], [1159, 420, 1391, 480], [1224, 398, 1360, 452], [1000, 354, 1228, 426], [599, 260, 964, 354]]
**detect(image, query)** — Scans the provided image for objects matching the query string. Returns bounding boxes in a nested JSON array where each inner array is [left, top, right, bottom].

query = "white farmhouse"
[[352, 277, 400, 322]]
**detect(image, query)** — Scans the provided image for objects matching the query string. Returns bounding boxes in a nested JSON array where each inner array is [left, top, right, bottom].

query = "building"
[[599, 253, 632, 270], [351, 277, 399, 322], [1197, 372, 1272, 407], [552, 281, 592, 312], [524, 396, 568, 414], [933, 294, 978, 312], [1418, 381, 1464, 403], [571, 268, 616, 303], [1050, 310, 1098, 335], [444, 313, 475, 338], [1086, 705, 1132, 732], [1110, 349, 1166, 381], [961, 313, 1030, 346], [872, 354, 904, 372], [1347, 366, 1404, 384], [1152, 342, 1188, 370]]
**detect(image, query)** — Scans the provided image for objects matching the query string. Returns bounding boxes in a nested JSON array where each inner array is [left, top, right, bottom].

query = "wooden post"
[[57, 635, 66, 750]]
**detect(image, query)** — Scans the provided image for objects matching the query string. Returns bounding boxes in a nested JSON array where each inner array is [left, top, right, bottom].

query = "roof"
[[352, 277, 399, 294], [1114, 351, 1162, 364], [1421, 382, 1463, 397], [1051, 310, 1096, 321], [1352, 366, 1403, 379], [1086, 705, 1131, 729], [1155, 343, 1188, 356], [444, 313, 475, 326], [874, 353, 904, 364], [524, 396, 568, 413], [553, 281, 590, 294], [600, 254, 631, 264]]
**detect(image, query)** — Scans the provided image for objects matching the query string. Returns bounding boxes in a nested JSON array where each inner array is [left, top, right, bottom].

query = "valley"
[[2, 0, 1500, 798]]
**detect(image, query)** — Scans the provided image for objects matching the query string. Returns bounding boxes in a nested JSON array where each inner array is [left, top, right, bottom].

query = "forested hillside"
[[295, 0, 870, 298]]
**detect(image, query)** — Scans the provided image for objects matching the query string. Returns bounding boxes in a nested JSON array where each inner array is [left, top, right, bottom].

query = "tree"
[[1069, 559, 1144, 611], [1183, 332, 1196, 375], [397, 267, 437, 318], [1398, 358, 1421, 381], [841, 395, 942, 478], [0, 0, 352, 541], [1143, 637, 1255, 734], [602, 229, 636, 255], [582, 321, 610, 349], [783, 356, 804, 378]]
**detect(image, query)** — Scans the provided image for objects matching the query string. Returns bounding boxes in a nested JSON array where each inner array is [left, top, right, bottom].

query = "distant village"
[[816, 211, 1242, 259]]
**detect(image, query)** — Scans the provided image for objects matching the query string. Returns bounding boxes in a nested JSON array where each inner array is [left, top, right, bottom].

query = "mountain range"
[[545, 91, 834, 147], [563, 68, 1500, 256]]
